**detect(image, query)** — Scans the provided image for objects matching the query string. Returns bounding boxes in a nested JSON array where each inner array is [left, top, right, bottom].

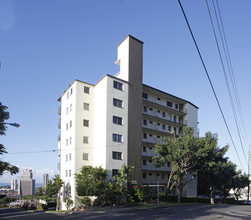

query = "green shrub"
[[80, 197, 91, 207]]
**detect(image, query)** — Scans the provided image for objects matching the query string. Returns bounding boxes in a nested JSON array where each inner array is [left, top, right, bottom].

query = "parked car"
[[243, 200, 251, 205]]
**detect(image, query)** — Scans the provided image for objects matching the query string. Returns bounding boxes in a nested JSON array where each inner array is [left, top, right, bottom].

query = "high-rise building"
[[58, 35, 198, 209], [43, 173, 49, 189], [11, 179, 18, 191], [18, 169, 35, 196]]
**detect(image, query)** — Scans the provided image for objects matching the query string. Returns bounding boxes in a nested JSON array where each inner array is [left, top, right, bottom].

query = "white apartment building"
[[58, 35, 198, 209]]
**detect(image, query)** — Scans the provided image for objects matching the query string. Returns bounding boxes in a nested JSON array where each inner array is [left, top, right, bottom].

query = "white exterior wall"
[[93, 76, 108, 168], [185, 103, 199, 137], [105, 76, 129, 179]]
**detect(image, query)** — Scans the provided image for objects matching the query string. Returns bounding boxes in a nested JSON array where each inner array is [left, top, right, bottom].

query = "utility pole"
[[247, 145, 250, 203]]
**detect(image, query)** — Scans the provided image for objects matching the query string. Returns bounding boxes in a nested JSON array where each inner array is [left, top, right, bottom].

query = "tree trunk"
[[210, 190, 215, 205], [177, 187, 181, 203]]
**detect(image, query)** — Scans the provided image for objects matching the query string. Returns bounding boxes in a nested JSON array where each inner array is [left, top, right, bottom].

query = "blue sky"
[[0, 0, 251, 183]]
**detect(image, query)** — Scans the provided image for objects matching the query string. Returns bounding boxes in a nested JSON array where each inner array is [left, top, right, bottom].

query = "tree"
[[36, 186, 45, 197], [232, 172, 249, 200], [45, 175, 63, 210], [0, 102, 19, 175], [75, 166, 107, 198], [153, 127, 217, 203], [198, 145, 247, 204]]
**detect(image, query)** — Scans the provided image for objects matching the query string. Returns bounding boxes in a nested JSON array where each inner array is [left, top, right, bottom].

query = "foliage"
[[0, 102, 19, 176], [45, 175, 63, 198], [154, 127, 216, 203], [197, 142, 247, 204], [232, 172, 249, 200], [133, 185, 150, 202], [80, 196, 91, 207], [64, 196, 74, 210], [0, 197, 15, 208], [75, 166, 107, 198], [45, 175, 63, 210], [36, 186, 45, 196]]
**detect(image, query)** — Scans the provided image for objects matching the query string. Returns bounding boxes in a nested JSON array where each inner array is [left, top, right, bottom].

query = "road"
[[1, 204, 251, 220]]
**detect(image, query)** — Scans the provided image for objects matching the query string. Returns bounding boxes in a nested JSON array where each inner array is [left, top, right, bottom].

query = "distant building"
[[43, 173, 49, 189], [18, 169, 35, 196], [10, 179, 18, 191]]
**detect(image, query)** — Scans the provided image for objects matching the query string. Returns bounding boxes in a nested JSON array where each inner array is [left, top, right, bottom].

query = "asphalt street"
[[1, 204, 251, 220]]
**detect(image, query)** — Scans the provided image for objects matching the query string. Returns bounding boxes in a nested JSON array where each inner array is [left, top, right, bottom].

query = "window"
[[162, 112, 166, 117], [66, 154, 68, 161], [168, 126, 171, 131], [143, 120, 147, 126], [157, 123, 160, 126], [84, 86, 90, 94], [67, 92, 69, 99], [70, 88, 73, 95], [157, 97, 161, 101], [157, 110, 160, 113], [149, 134, 153, 137], [157, 173, 160, 176], [66, 123, 68, 130], [175, 104, 179, 109], [70, 104, 72, 112], [112, 151, 122, 160], [149, 173, 152, 176], [69, 137, 72, 145], [157, 135, 160, 138], [66, 170, 68, 177], [83, 153, 89, 160], [143, 146, 146, 152], [112, 169, 119, 177], [143, 133, 147, 139], [113, 81, 123, 90], [167, 162, 170, 167], [143, 173, 146, 179], [162, 124, 166, 130], [113, 134, 122, 142], [70, 120, 72, 128], [66, 107, 69, 115], [83, 119, 89, 127], [69, 153, 71, 161], [113, 116, 122, 125], [83, 136, 89, 144], [142, 93, 148, 99], [113, 98, 123, 108], [143, 160, 146, 165], [149, 160, 152, 163], [167, 101, 172, 108], [69, 170, 71, 177], [66, 139, 68, 146], [149, 147, 152, 150], [174, 116, 177, 123], [84, 103, 89, 111], [143, 106, 147, 112], [162, 173, 165, 179], [149, 108, 153, 111], [149, 121, 153, 124]]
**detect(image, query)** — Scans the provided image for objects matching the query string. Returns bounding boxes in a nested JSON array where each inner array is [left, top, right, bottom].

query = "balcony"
[[58, 120, 61, 129], [142, 99, 187, 116], [58, 106, 61, 115], [142, 164, 171, 172]]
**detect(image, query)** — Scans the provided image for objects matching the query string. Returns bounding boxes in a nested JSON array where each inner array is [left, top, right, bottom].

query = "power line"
[[206, 0, 247, 165], [177, 0, 244, 171]]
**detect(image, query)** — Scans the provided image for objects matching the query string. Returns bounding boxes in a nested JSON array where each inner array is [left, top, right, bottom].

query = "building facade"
[[18, 169, 35, 197], [43, 173, 49, 189], [11, 179, 18, 191], [58, 35, 198, 209]]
